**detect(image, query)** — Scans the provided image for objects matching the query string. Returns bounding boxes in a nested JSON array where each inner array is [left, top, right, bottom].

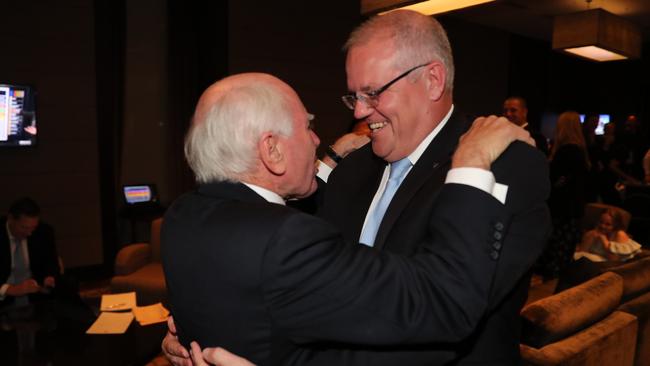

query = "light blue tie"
[[360, 158, 412, 247]]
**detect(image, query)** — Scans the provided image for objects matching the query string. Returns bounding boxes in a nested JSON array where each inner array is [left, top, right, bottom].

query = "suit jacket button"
[[494, 231, 503, 241], [490, 250, 499, 260], [494, 222, 504, 231], [492, 241, 502, 250]]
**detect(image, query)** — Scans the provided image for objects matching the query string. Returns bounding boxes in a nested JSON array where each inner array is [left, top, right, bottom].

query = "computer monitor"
[[0, 83, 37, 147], [122, 184, 159, 205]]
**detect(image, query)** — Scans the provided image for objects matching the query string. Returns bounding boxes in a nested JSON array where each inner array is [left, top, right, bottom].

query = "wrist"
[[325, 145, 343, 164], [451, 153, 490, 170]]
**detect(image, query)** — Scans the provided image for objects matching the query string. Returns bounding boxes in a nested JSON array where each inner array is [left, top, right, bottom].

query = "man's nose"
[[354, 100, 373, 120]]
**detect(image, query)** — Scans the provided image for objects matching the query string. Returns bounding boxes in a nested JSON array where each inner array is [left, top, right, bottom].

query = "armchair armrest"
[[114, 243, 152, 275]]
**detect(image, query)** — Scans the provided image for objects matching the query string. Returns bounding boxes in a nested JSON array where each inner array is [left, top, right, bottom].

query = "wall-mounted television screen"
[[595, 114, 610, 136], [0, 84, 37, 147], [578, 113, 610, 136]]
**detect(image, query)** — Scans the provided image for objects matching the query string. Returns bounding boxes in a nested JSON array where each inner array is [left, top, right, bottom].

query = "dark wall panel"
[[0, 1, 103, 268], [228, 1, 362, 151]]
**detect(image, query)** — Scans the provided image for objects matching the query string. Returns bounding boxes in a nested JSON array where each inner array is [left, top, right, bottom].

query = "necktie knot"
[[389, 158, 411, 182]]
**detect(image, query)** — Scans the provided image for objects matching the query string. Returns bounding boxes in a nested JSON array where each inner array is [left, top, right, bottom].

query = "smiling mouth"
[[368, 121, 387, 132]]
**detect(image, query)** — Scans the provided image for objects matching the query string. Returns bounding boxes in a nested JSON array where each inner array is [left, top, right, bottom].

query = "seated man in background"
[[0, 197, 93, 325], [1, 197, 60, 309], [161, 72, 535, 366]]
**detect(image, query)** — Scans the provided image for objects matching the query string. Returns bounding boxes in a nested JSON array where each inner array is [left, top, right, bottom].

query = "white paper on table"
[[133, 303, 170, 326], [86, 312, 134, 334], [100, 292, 137, 311]]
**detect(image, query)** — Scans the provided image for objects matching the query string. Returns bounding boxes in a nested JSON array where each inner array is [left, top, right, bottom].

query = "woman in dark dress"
[[536, 111, 591, 279]]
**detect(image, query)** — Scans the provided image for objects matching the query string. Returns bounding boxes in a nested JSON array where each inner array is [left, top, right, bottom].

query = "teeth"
[[368, 121, 387, 131]]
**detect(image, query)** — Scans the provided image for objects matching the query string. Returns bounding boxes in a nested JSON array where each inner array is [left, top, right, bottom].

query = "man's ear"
[[425, 61, 446, 101], [259, 133, 286, 176]]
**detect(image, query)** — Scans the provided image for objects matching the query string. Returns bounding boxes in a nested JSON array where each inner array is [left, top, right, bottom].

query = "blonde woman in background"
[[536, 111, 591, 279]]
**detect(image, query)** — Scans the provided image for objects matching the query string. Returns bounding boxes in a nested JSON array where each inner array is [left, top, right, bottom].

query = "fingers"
[[44, 276, 56, 288], [190, 342, 209, 366], [24, 279, 41, 294], [333, 132, 370, 157], [525, 135, 535, 147], [25, 278, 39, 286], [168, 315, 178, 334], [453, 115, 532, 169], [353, 135, 371, 148], [168, 353, 195, 366], [203, 347, 256, 366], [162, 327, 191, 366]]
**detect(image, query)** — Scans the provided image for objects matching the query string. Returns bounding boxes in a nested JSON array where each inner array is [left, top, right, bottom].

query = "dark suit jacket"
[[317, 113, 551, 365], [0, 217, 60, 307], [162, 180, 514, 366], [525, 124, 549, 157]]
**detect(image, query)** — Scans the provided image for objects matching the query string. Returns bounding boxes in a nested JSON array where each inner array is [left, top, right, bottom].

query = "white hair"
[[344, 10, 455, 93], [184, 81, 294, 183]]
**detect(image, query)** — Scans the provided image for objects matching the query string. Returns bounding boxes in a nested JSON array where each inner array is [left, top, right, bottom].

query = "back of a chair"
[[520, 272, 638, 366], [150, 217, 163, 262], [582, 202, 631, 232], [521, 272, 624, 348], [609, 256, 650, 302]]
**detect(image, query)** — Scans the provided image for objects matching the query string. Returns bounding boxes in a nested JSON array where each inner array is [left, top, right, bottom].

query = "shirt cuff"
[[445, 167, 508, 204], [0, 283, 9, 300], [316, 160, 333, 183]]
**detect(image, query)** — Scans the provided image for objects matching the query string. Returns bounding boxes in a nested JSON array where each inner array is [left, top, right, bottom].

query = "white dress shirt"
[[243, 183, 286, 205], [314, 105, 508, 243]]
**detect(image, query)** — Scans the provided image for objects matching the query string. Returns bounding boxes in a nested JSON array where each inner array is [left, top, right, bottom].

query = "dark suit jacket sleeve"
[[28, 223, 61, 284], [488, 142, 551, 307], [262, 184, 510, 347]]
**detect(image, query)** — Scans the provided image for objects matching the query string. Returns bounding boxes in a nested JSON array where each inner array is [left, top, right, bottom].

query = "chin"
[[295, 180, 318, 199], [371, 144, 393, 161]]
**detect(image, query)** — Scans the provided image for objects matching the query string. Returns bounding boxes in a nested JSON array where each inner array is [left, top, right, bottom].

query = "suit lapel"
[[343, 147, 387, 242], [0, 220, 11, 283], [373, 113, 471, 250]]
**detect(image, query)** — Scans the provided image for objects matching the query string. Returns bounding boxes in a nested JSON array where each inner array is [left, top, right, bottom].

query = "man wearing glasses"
[[318, 10, 550, 365], [165, 10, 550, 366]]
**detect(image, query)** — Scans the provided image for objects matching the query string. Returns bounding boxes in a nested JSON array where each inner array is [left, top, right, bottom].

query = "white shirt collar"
[[405, 104, 455, 166], [242, 183, 286, 206]]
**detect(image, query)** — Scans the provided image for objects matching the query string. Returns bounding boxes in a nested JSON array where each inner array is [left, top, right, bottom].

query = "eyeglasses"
[[341, 62, 430, 110]]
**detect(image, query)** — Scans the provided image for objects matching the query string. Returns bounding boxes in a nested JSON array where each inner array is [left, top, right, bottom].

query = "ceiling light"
[[552, 8, 641, 62], [361, 0, 496, 16]]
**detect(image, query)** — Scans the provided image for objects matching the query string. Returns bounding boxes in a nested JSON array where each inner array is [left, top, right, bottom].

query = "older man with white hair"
[[161, 71, 533, 366]]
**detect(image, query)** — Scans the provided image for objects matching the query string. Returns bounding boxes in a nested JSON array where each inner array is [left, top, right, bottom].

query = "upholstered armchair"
[[110, 217, 166, 306], [520, 272, 638, 366], [581, 202, 631, 232]]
